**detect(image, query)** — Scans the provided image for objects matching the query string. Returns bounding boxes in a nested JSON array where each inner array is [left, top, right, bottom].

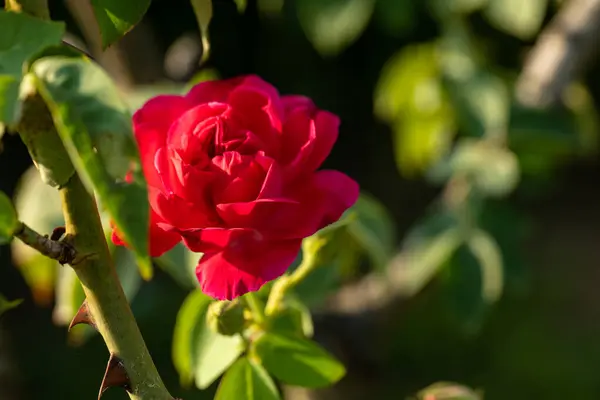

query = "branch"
[[13, 223, 76, 265], [516, 0, 600, 108]]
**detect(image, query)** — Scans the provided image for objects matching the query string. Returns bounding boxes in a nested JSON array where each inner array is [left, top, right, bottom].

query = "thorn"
[[68, 300, 96, 331], [50, 226, 66, 241], [98, 354, 131, 399]]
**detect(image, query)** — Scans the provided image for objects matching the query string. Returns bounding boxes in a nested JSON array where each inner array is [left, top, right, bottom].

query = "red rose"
[[112, 75, 359, 300]]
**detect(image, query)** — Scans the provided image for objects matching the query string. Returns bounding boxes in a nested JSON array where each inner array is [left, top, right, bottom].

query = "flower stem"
[[61, 174, 173, 400], [13, 222, 76, 264], [244, 292, 265, 326], [264, 237, 327, 316]]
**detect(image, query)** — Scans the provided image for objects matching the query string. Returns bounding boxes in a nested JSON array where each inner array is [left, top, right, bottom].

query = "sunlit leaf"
[[484, 0, 548, 39], [191, 0, 213, 63], [31, 56, 152, 279], [444, 70, 509, 137], [0, 10, 64, 125], [297, 0, 375, 57], [90, 0, 151, 49], [173, 290, 212, 386], [253, 332, 346, 388], [193, 312, 244, 389], [215, 357, 281, 400], [449, 139, 520, 197], [173, 290, 244, 389], [0, 191, 19, 244], [11, 166, 62, 306], [375, 44, 455, 175], [0, 294, 22, 317]]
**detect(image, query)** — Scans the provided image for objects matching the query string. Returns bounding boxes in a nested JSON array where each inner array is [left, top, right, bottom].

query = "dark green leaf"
[[374, 0, 416, 37], [0, 191, 19, 244], [395, 210, 463, 297], [31, 56, 152, 279], [0, 10, 64, 125], [0, 294, 22, 317], [467, 229, 503, 303], [269, 297, 314, 338], [297, 0, 375, 57], [90, 0, 151, 49], [172, 289, 212, 386], [347, 193, 396, 270], [215, 357, 281, 400], [156, 243, 201, 290], [253, 332, 345, 388]]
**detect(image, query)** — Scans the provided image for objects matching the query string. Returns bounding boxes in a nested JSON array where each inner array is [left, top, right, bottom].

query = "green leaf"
[[444, 70, 509, 137], [0, 191, 19, 244], [90, 0, 151, 49], [193, 312, 244, 389], [0, 10, 64, 125], [156, 243, 201, 290], [172, 290, 244, 389], [484, 0, 547, 39], [297, 0, 375, 57], [374, 44, 455, 175], [428, 0, 488, 17], [269, 297, 314, 338], [173, 290, 212, 386], [191, 0, 213, 63], [215, 357, 281, 400], [31, 56, 152, 279], [252, 332, 346, 388], [467, 229, 503, 303], [449, 139, 520, 197], [395, 211, 464, 297], [0, 294, 22, 317], [11, 166, 62, 305], [347, 193, 396, 270]]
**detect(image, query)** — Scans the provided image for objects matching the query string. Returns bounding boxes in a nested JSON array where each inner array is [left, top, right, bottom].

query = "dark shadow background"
[[2, 0, 600, 399]]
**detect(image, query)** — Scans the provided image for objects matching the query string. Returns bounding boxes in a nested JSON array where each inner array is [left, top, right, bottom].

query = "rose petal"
[[283, 110, 339, 179], [110, 210, 181, 257], [196, 239, 302, 300], [180, 227, 261, 253], [186, 76, 246, 105]]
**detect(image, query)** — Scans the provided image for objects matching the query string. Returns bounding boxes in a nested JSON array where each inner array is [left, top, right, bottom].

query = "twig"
[[516, 0, 600, 108], [13, 222, 76, 265]]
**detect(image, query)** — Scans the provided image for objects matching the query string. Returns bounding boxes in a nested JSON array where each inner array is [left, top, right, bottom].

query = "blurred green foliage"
[[1, 0, 600, 399]]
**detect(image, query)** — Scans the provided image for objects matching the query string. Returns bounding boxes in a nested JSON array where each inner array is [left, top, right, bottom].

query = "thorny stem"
[[7, 1, 175, 398], [13, 222, 76, 264], [61, 175, 173, 399]]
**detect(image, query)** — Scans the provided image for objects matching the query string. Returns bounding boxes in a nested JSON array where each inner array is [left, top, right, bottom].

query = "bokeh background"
[[2, 0, 600, 399]]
